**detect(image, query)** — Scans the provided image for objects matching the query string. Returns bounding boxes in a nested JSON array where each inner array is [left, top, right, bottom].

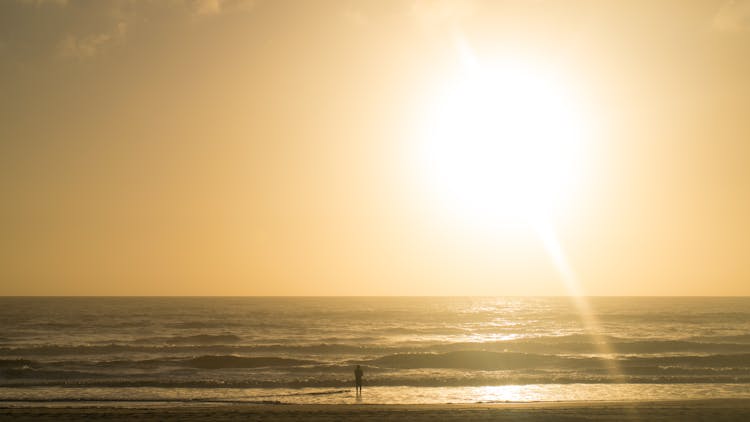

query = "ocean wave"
[[437, 336, 750, 355], [365, 351, 566, 370], [689, 334, 750, 344], [132, 334, 243, 345], [620, 353, 750, 368], [1, 368, 111, 380], [167, 321, 245, 329], [0, 344, 163, 356], [0, 359, 36, 369], [4, 337, 750, 360], [47, 357, 185, 370], [185, 355, 320, 369], [7, 350, 750, 381], [4, 373, 750, 389], [0, 343, 397, 357], [364, 351, 750, 371]]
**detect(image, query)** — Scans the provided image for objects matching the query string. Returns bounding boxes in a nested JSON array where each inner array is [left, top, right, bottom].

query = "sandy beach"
[[3, 399, 750, 421]]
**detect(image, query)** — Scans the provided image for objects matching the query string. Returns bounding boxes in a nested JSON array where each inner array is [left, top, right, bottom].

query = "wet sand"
[[2, 399, 750, 421]]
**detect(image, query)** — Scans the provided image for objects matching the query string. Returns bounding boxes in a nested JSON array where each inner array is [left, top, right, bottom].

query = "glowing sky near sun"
[[2, 0, 750, 296]]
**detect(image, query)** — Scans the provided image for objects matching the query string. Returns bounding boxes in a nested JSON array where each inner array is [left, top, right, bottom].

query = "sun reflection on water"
[[473, 385, 543, 402]]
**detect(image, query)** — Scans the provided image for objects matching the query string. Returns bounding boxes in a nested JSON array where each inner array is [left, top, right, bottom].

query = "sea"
[[1, 297, 750, 406]]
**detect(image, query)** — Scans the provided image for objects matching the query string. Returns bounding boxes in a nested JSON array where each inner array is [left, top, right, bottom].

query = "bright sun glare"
[[416, 51, 619, 377], [419, 57, 589, 227]]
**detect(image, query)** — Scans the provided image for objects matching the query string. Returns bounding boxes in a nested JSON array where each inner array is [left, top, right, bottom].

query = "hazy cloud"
[[411, 0, 475, 30], [58, 22, 127, 59], [18, 0, 69, 6], [714, 0, 750, 32], [189, 0, 256, 17], [3, 0, 260, 61], [337, 0, 473, 31]]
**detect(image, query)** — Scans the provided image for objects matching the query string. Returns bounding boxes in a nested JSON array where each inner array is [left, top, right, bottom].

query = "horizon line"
[[1, 294, 749, 298]]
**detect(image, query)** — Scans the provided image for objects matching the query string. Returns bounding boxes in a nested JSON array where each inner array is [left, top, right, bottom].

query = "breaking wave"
[[5, 335, 750, 357], [185, 355, 319, 369]]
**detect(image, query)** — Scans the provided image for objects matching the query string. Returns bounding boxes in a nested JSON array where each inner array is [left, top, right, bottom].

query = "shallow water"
[[3, 384, 750, 406]]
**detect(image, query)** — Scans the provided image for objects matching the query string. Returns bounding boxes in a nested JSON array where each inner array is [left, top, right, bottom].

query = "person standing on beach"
[[354, 365, 364, 394]]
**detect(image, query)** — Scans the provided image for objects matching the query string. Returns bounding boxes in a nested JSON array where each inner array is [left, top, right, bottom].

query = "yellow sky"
[[1, 0, 749, 295]]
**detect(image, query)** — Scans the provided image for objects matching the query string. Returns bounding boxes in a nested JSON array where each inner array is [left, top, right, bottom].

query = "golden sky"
[[1, 0, 749, 296]]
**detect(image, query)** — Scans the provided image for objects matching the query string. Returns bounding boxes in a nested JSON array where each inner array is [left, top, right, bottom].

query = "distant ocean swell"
[[4, 334, 750, 356]]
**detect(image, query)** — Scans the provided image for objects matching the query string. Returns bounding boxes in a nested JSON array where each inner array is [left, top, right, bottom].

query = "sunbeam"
[[533, 218, 626, 383]]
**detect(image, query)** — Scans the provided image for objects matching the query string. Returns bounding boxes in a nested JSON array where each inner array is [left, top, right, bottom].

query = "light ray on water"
[[533, 218, 626, 383]]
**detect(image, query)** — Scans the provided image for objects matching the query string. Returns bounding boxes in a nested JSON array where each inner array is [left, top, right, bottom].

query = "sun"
[[417, 57, 589, 228]]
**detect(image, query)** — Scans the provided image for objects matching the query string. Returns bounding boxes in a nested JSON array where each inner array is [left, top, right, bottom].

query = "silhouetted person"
[[354, 365, 363, 394]]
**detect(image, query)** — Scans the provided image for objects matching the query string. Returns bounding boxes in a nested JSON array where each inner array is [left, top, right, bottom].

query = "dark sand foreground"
[[3, 400, 750, 421]]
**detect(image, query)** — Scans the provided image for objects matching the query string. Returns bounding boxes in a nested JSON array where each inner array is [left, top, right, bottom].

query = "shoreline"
[[2, 399, 750, 421]]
